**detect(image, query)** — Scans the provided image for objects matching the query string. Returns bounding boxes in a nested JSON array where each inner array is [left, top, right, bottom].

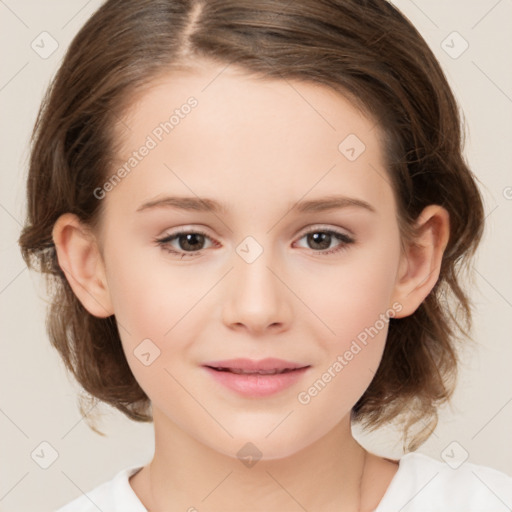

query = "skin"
[[52, 59, 450, 511]]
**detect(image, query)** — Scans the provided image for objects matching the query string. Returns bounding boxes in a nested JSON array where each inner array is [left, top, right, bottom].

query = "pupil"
[[181, 233, 204, 250], [309, 232, 331, 250]]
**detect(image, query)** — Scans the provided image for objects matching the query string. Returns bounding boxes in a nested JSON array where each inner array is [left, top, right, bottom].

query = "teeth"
[[215, 367, 295, 375]]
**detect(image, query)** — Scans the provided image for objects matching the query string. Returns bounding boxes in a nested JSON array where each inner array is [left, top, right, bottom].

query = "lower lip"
[[203, 366, 310, 397]]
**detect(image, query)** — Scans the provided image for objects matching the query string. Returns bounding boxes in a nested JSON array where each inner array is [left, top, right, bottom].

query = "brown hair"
[[18, 0, 484, 451]]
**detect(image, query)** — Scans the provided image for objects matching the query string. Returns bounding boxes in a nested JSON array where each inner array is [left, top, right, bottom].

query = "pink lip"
[[203, 357, 307, 372], [202, 358, 311, 397]]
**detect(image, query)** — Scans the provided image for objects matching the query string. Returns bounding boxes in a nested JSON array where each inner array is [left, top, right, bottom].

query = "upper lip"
[[203, 358, 310, 372]]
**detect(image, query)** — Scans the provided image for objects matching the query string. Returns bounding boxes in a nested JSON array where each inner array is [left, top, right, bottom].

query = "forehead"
[[105, 60, 393, 220], [119, 61, 380, 150]]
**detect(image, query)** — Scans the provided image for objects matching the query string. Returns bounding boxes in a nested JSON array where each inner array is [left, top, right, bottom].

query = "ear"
[[390, 205, 450, 318], [52, 213, 114, 318]]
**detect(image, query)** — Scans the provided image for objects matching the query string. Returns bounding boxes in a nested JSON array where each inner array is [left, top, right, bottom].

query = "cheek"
[[293, 238, 401, 399], [102, 246, 183, 375], [102, 239, 222, 397], [294, 277, 395, 430], [105, 240, 201, 337], [106, 269, 185, 408], [302, 240, 400, 349]]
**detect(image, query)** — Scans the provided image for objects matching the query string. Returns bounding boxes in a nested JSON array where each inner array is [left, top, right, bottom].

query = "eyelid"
[[157, 225, 213, 239], [295, 223, 353, 239]]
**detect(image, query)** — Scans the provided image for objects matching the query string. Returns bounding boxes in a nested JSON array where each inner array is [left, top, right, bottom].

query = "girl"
[[18, 0, 512, 510]]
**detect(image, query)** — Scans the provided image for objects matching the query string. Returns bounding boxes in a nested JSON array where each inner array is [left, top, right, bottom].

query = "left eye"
[[294, 229, 354, 254]]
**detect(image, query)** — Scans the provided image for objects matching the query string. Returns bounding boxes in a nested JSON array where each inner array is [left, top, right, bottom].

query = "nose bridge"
[[222, 235, 291, 332]]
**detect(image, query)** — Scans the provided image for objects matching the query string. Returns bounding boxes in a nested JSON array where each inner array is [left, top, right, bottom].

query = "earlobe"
[[391, 205, 450, 318], [52, 213, 114, 318]]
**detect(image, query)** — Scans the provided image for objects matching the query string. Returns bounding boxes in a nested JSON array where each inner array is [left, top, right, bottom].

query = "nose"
[[221, 245, 293, 335]]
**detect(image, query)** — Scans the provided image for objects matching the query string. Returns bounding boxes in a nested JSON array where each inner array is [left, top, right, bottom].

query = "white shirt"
[[55, 451, 512, 511]]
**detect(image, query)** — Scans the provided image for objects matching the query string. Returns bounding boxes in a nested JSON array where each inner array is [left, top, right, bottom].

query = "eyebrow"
[[136, 194, 376, 215]]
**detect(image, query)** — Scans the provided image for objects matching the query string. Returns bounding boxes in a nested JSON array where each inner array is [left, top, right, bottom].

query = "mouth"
[[205, 366, 306, 375], [201, 358, 311, 397], [202, 357, 310, 374]]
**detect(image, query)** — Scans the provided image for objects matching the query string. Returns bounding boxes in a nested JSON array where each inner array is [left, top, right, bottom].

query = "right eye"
[[154, 229, 218, 258]]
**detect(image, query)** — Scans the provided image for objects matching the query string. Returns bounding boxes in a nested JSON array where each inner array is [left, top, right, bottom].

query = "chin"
[[203, 427, 316, 463]]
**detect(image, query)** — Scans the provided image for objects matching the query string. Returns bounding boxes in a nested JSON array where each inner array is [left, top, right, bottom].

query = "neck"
[[137, 408, 370, 512]]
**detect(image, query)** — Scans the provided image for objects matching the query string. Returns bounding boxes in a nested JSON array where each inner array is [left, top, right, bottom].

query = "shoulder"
[[55, 465, 146, 512], [375, 451, 512, 512]]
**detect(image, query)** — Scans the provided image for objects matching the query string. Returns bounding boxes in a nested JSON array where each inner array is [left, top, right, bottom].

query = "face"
[[94, 60, 405, 460]]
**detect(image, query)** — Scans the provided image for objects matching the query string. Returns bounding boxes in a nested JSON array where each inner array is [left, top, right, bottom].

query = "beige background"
[[1, 1, 511, 510]]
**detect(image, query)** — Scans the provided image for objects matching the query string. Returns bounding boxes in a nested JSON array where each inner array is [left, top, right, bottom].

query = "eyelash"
[[154, 227, 355, 259]]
